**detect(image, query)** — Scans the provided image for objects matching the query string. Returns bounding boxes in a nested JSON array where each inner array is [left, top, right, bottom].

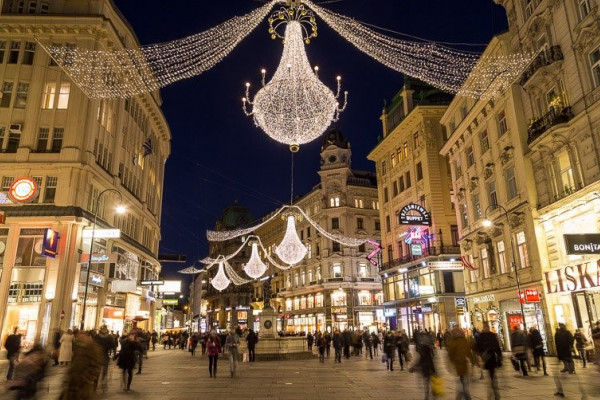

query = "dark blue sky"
[[113, 0, 508, 283]]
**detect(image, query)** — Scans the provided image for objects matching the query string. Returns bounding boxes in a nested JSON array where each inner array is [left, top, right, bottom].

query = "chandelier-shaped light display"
[[211, 261, 231, 291], [275, 215, 307, 265], [243, 242, 269, 279], [243, 18, 347, 152]]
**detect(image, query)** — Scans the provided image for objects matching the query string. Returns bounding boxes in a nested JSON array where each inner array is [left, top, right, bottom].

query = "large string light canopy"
[[39, 0, 535, 100], [243, 5, 347, 152]]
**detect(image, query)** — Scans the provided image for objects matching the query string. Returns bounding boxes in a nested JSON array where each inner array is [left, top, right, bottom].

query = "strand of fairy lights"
[[243, 17, 347, 151], [303, 0, 535, 98], [36, 0, 279, 99]]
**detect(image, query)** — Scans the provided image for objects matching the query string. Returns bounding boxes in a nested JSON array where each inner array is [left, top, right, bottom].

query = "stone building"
[[368, 79, 464, 337], [253, 128, 384, 334], [0, 0, 170, 348]]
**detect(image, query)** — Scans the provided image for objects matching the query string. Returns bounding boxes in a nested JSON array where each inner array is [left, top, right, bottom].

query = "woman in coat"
[[115, 332, 141, 391], [58, 329, 74, 365], [206, 330, 221, 378], [383, 331, 396, 371]]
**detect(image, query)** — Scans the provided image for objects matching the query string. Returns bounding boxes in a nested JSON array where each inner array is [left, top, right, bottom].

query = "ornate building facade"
[[369, 79, 464, 337], [253, 128, 383, 334], [0, 1, 170, 348]]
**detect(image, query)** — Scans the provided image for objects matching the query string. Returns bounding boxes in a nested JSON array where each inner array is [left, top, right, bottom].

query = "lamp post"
[[482, 204, 526, 331], [80, 188, 125, 331]]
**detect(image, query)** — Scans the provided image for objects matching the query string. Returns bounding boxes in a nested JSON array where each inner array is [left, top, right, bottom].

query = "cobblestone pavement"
[[2, 347, 599, 399]]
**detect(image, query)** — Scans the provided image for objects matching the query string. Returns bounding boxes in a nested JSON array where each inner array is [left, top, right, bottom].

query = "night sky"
[[113, 1, 508, 288]]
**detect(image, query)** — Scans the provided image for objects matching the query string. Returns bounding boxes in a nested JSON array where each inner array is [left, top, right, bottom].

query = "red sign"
[[524, 288, 540, 303], [508, 314, 523, 330], [8, 177, 38, 203]]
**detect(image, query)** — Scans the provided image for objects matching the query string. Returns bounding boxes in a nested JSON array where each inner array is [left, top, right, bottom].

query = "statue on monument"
[[263, 276, 273, 309]]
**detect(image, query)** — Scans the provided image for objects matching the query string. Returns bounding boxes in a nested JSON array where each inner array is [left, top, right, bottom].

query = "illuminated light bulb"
[[243, 20, 347, 151], [243, 242, 268, 279], [211, 262, 231, 291], [275, 215, 307, 265]]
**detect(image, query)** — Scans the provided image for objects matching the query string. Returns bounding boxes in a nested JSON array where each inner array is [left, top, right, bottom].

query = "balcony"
[[527, 106, 574, 144], [380, 245, 461, 271], [519, 46, 563, 86]]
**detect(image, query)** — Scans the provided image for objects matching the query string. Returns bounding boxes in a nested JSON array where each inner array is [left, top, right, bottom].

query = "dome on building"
[[321, 127, 350, 151], [217, 201, 254, 230]]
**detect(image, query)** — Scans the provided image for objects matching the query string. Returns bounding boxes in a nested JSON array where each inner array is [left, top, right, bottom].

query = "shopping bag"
[[381, 353, 388, 363], [243, 352, 249, 363], [431, 374, 444, 397]]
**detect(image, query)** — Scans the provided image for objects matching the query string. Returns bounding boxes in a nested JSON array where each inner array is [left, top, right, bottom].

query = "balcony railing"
[[520, 46, 563, 86], [527, 106, 574, 144], [381, 245, 461, 271]]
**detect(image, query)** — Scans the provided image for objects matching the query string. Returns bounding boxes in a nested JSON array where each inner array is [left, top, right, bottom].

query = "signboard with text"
[[82, 229, 121, 239], [41, 228, 59, 258], [399, 203, 432, 226], [564, 234, 600, 254], [162, 299, 178, 306], [428, 261, 463, 271]]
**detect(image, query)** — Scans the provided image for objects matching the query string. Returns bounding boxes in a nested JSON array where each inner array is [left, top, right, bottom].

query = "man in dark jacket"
[[246, 329, 258, 362], [476, 323, 503, 400], [362, 330, 373, 359], [510, 326, 529, 376], [332, 329, 343, 363], [342, 329, 352, 359], [396, 330, 410, 370], [528, 327, 547, 375], [555, 323, 575, 373], [4, 327, 21, 380]]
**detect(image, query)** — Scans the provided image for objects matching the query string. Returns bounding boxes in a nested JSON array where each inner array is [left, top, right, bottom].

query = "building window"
[[14, 82, 29, 108], [359, 263, 367, 278], [472, 194, 482, 220], [398, 176, 405, 192], [391, 152, 397, 168], [354, 198, 364, 208], [2, 176, 14, 191], [416, 162, 423, 181], [358, 243, 365, 252], [0, 41, 6, 63], [40, 2, 49, 13], [36, 127, 49, 152], [460, 203, 468, 227], [308, 269, 313, 283], [51, 128, 64, 153], [466, 146, 475, 167], [372, 201, 379, 210], [307, 244, 312, 259], [497, 110, 508, 136], [42, 83, 56, 109], [1, 82, 13, 108], [375, 220, 380, 231], [516, 231, 529, 269], [22, 42, 35, 65], [44, 176, 57, 203], [505, 166, 518, 200], [455, 160, 462, 178], [578, 0, 591, 20], [488, 181, 498, 207], [405, 171, 411, 188], [399, 142, 408, 161], [557, 149, 575, 194], [331, 290, 346, 306], [497, 241, 507, 274], [294, 273, 299, 287], [451, 225, 459, 246], [523, 0, 539, 19], [8, 41, 20, 64], [332, 263, 342, 278], [357, 218, 364, 230], [57, 82, 70, 109], [481, 248, 490, 279], [385, 215, 390, 232], [413, 132, 422, 148], [6, 132, 20, 153], [307, 227, 311, 238], [383, 187, 389, 203], [480, 130, 489, 153], [381, 160, 387, 175], [330, 196, 340, 207], [392, 181, 399, 197], [591, 46, 600, 87], [301, 271, 305, 286], [27, 1, 36, 13], [332, 241, 341, 252], [332, 217, 339, 229]]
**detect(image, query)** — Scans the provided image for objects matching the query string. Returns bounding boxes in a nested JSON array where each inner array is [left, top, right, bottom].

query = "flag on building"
[[142, 136, 153, 157], [461, 256, 476, 271]]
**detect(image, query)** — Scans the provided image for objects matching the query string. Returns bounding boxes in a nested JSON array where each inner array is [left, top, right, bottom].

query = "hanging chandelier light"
[[275, 214, 307, 265], [210, 261, 231, 291], [243, 242, 269, 279], [243, 5, 347, 152]]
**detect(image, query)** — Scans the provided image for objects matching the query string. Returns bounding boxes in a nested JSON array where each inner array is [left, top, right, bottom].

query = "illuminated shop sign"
[[455, 297, 466, 307], [162, 299, 178, 305], [82, 229, 121, 239], [42, 228, 59, 258], [545, 261, 600, 293], [399, 203, 431, 226], [564, 234, 600, 254], [428, 261, 463, 271], [8, 177, 38, 203], [411, 243, 422, 256], [472, 294, 495, 304]]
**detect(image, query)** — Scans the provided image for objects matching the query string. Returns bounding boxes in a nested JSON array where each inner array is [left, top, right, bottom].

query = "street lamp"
[[482, 204, 526, 331], [80, 188, 126, 331]]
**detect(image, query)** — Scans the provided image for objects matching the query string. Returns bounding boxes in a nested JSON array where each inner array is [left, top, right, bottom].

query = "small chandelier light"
[[211, 261, 231, 291], [243, 13, 347, 152], [275, 214, 307, 265], [243, 242, 268, 279]]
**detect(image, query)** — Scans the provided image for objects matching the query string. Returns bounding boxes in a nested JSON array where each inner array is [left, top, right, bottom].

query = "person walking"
[[555, 323, 575, 374], [475, 323, 503, 400], [332, 329, 343, 363], [225, 327, 240, 378], [94, 325, 114, 393], [383, 331, 396, 371], [528, 326, 548, 375], [4, 327, 22, 381], [342, 329, 352, 359], [59, 330, 103, 399], [371, 331, 381, 357], [206, 330, 221, 378], [397, 329, 410, 371], [411, 334, 438, 400], [246, 329, 258, 362], [324, 331, 332, 358], [574, 328, 589, 368], [51, 329, 62, 366], [58, 329, 74, 366], [307, 332, 314, 353], [436, 331, 444, 350], [115, 331, 142, 392], [510, 326, 529, 376], [151, 330, 158, 351], [317, 333, 326, 363], [447, 327, 475, 400], [362, 330, 373, 359]]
